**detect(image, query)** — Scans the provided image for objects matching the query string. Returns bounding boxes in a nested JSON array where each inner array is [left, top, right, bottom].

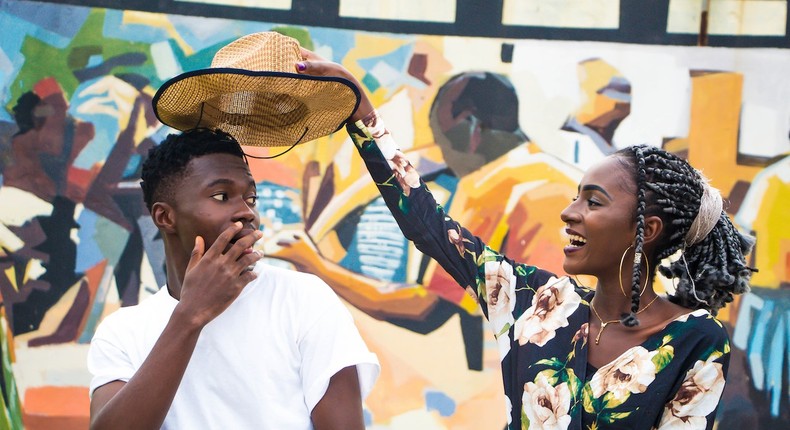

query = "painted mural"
[[0, 1, 788, 429]]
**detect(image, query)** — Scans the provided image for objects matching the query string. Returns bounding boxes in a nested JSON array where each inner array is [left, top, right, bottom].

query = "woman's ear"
[[642, 215, 664, 246], [151, 202, 176, 234]]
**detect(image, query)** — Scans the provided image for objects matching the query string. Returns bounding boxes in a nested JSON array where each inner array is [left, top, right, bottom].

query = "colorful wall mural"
[[0, 1, 788, 429]]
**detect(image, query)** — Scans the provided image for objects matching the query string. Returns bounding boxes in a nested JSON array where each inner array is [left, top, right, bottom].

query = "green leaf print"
[[535, 358, 564, 369], [521, 407, 530, 430], [397, 194, 410, 214], [566, 368, 581, 390], [582, 384, 596, 414], [516, 265, 535, 277], [601, 391, 629, 409], [602, 411, 633, 423], [497, 323, 512, 338], [652, 344, 675, 372], [536, 369, 560, 385]]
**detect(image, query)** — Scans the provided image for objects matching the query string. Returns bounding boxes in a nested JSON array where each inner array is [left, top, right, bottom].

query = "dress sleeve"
[[346, 111, 558, 327]]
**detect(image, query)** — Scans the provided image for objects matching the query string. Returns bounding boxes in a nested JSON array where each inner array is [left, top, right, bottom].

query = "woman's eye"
[[246, 196, 258, 206], [572, 196, 579, 202], [211, 193, 228, 201], [587, 199, 601, 207]]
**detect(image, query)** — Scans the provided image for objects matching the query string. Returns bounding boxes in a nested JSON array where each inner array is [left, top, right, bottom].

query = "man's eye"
[[211, 193, 228, 201], [246, 196, 258, 206]]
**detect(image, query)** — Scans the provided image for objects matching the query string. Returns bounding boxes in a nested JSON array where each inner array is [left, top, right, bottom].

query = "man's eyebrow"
[[580, 184, 612, 199], [203, 178, 255, 189], [205, 178, 234, 188]]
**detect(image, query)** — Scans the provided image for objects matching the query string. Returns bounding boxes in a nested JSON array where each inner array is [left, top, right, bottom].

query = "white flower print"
[[522, 373, 572, 430], [513, 277, 581, 347], [674, 308, 709, 324], [590, 346, 658, 401], [484, 260, 517, 358], [655, 356, 726, 429]]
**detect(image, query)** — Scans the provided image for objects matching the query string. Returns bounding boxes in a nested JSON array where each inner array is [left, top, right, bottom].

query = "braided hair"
[[140, 128, 247, 212], [614, 145, 755, 326]]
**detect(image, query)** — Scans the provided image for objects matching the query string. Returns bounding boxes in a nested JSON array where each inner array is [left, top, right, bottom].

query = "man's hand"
[[177, 221, 263, 328]]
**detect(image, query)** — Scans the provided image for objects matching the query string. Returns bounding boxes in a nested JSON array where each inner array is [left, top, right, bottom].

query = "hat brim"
[[153, 68, 361, 147]]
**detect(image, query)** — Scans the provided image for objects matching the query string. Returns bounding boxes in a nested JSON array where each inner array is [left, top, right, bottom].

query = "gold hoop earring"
[[619, 245, 650, 297]]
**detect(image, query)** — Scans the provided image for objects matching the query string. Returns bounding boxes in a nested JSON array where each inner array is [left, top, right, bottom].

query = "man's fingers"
[[186, 236, 205, 272], [204, 221, 243, 258], [222, 228, 263, 262]]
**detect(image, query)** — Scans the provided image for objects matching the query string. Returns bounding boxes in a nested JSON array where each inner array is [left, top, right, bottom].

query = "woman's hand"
[[296, 48, 375, 124]]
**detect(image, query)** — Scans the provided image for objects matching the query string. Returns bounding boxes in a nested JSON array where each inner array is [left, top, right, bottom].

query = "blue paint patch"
[[339, 196, 407, 283], [75, 209, 131, 272], [1, 2, 88, 40], [363, 408, 373, 427], [256, 181, 302, 226], [432, 172, 459, 209], [310, 28, 356, 62], [87, 54, 103, 68], [103, 10, 171, 44], [362, 73, 380, 93], [74, 210, 102, 272], [357, 41, 413, 73], [123, 154, 142, 179], [425, 389, 455, 417], [167, 14, 273, 53], [0, 10, 74, 120]]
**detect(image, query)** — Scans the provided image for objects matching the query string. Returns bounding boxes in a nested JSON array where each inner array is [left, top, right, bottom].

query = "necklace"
[[589, 295, 660, 345]]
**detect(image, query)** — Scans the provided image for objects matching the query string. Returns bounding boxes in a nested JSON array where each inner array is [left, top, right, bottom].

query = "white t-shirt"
[[88, 263, 379, 430]]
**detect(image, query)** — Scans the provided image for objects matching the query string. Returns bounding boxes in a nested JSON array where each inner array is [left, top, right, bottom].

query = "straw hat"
[[153, 32, 360, 147]]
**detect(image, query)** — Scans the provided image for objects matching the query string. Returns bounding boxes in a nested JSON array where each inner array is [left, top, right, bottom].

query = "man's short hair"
[[140, 128, 247, 212]]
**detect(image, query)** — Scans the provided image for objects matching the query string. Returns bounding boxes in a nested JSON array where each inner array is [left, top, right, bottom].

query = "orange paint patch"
[[249, 156, 299, 188], [23, 386, 89, 430]]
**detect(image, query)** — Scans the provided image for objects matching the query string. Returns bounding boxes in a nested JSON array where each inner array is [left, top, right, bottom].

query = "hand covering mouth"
[[231, 227, 258, 244]]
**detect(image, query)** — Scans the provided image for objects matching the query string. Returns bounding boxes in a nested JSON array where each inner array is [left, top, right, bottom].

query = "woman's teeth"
[[568, 234, 587, 248]]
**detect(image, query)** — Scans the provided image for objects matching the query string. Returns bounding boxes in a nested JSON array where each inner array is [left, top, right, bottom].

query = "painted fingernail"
[[296, 62, 306, 71]]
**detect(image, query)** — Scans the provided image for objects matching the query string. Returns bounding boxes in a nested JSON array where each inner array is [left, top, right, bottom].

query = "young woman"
[[297, 50, 755, 429]]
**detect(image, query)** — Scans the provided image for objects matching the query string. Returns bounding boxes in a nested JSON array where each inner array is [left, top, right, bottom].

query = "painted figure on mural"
[[294, 37, 756, 429], [268, 68, 582, 374], [87, 32, 379, 430], [0, 75, 157, 346], [559, 58, 632, 168]]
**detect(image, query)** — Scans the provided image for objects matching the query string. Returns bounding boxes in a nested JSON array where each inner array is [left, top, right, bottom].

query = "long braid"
[[615, 145, 755, 316], [621, 146, 647, 327]]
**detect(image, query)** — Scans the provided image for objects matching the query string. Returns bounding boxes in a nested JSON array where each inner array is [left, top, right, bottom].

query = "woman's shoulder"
[[664, 308, 730, 344]]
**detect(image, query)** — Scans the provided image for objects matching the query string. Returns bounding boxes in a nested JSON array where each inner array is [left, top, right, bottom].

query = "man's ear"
[[642, 215, 664, 246], [151, 202, 176, 234]]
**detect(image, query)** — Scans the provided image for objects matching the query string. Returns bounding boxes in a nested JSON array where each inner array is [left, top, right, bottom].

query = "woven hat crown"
[[210, 32, 299, 73], [152, 32, 360, 148]]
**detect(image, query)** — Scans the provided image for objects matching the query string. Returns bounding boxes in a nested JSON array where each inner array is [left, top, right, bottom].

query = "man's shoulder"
[[254, 263, 335, 297], [94, 288, 173, 333]]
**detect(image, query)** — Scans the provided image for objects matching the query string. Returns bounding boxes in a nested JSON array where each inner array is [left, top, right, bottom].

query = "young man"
[[87, 128, 379, 429]]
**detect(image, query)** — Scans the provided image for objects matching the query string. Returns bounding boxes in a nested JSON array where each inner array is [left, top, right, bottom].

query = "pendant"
[[595, 322, 611, 345]]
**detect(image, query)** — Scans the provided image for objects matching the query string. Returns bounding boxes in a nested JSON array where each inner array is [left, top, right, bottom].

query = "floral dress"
[[346, 112, 730, 430]]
